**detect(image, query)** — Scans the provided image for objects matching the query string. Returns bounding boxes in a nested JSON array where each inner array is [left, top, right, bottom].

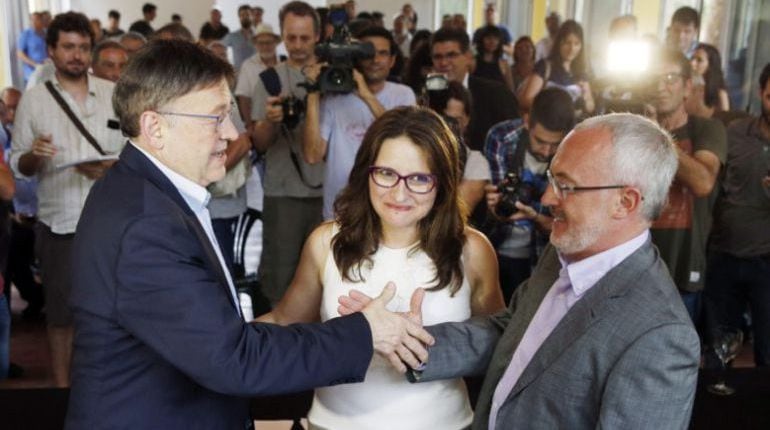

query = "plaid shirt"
[[483, 118, 550, 257], [484, 118, 527, 184]]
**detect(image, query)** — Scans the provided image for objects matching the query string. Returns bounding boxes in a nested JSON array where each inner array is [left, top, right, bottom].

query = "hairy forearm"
[[236, 96, 253, 129], [676, 150, 718, 197], [360, 92, 386, 118], [251, 120, 278, 153], [302, 93, 326, 164]]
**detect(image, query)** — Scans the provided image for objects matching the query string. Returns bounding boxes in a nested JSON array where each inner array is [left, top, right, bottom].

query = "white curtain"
[[2, 0, 29, 88]]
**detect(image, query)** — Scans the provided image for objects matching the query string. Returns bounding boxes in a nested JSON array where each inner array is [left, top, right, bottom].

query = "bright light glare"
[[606, 40, 651, 74]]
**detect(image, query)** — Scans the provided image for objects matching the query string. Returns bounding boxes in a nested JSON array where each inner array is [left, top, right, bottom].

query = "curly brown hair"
[[332, 106, 467, 294]]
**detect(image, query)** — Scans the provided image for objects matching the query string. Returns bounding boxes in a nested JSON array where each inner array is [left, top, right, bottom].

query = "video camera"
[[313, 5, 374, 94], [598, 39, 656, 114]]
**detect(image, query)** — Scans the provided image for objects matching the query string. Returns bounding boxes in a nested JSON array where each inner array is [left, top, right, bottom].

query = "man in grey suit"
[[340, 113, 701, 429]]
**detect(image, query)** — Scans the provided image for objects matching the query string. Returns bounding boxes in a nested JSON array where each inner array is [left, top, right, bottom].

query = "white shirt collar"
[[558, 230, 650, 297], [462, 72, 469, 88], [52, 73, 97, 96], [129, 141, 210, 213]]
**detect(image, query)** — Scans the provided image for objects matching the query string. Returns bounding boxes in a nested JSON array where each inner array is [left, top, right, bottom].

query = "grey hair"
[[575, 113, 677, 221], [119, 31, 147, 44]]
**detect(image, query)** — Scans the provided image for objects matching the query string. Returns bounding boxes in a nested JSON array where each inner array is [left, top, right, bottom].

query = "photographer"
[[483, 88, 575, 302], [645, 48, 726, 322], [302, 25, 415, 220], [250, 2, 325, 306]]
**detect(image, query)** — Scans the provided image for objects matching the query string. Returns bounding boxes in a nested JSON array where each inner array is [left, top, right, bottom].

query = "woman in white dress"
[[257, 106, 504, 429]]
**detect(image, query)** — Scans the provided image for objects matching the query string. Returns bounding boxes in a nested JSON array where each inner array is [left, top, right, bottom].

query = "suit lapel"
[[480, 245, 561, 404], [118, 143, 237, 312], [506, 241, 656, 400]]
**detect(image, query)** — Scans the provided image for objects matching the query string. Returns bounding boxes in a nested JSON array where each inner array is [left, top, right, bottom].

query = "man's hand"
[[352, 69, 373, 99], [485, 183, 544, 222], [75, 159, 116, 180], [762, 175, 770, 188], [265, 96, 284, 124], [302, 62, 324, 83], [339, 286, 425, 327], [31, 134, 57, 158], [358, 283, 433, 373]]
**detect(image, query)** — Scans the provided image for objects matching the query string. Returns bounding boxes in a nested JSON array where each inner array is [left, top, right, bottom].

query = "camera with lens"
[[280, 95, 304, 130], [421, 73, 450, 111], [313, 5, 374, 94], [599, 39, 657, 115], [495, 172, 537, 218]]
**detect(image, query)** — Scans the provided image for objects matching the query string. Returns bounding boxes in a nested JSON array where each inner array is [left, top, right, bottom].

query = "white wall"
[[69, 0, 214, 38], [67, 1, 326, 40], [352, 0, 435, 31]]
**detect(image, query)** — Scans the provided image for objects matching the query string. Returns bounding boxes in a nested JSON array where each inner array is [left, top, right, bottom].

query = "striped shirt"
[[10, 75, 125, 234]]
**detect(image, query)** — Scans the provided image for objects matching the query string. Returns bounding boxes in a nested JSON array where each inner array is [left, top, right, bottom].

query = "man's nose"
[[541, 183, 558, 207], [221, 114, 239, 141]]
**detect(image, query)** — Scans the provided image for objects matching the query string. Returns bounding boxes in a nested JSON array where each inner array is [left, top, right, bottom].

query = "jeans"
[[703, 251, 770, 366], [680, 291, 701, 324]]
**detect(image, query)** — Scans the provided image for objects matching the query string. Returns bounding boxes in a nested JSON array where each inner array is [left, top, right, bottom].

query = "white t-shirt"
[[463, 149, 492, 181], [319, 81, 416, 219]]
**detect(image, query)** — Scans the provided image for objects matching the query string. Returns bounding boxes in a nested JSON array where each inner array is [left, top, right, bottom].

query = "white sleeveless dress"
[[308, 230, 474, 430]]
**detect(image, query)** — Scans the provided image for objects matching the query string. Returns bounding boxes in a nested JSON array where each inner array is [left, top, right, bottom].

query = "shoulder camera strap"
[[259, 69, 322, 190], [45, 80, 107, 156]]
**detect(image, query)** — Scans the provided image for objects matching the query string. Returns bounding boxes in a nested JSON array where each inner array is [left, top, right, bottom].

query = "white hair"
[[575, 113, 678, 221]]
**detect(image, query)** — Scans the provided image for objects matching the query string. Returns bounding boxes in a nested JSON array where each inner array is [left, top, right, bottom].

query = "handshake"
[[340, 282, 431, 374]]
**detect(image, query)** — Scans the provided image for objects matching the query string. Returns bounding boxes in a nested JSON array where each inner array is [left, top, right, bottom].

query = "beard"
[[526, 145, 552, 163], [57, 63, 88, 80], [550, 217, 604, 258]]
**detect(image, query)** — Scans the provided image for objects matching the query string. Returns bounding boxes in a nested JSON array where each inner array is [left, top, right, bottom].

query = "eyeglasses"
[[652, 72, 683, 85], [368, 166, 437, 194], [157, 111, 230, 132], [546, 169, 627, 200], [431, 51, 462, 62]]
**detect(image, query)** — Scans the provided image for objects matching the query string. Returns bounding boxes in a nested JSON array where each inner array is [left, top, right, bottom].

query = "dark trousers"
[[259, 196, 322, 306], [498, 255, 531, 306], [4, 219, 43, 311], [704, 251, 770, 367]]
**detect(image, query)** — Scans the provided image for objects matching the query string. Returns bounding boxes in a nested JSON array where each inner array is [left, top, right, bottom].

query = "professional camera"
[[314, 5, 374, 94], [598, 39, 655, 114], [496, 172, 537, 218], [280, 95, 304, 130]]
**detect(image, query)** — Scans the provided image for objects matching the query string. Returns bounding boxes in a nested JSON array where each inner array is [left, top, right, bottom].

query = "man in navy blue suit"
[[65, 39, 433, 429]]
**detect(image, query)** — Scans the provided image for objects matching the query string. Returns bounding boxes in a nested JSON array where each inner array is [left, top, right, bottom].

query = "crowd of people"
[[1, 1, 769, 429]]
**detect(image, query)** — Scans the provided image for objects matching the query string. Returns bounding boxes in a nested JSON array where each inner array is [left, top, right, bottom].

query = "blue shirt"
[[224, 29, 256, 71], [2, 125, 38, 216], [18, 28, 47, 81]]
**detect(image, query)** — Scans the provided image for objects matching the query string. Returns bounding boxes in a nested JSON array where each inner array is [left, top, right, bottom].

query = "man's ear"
[[139, 111, 164, 149], [613, 187, 643, 219]]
